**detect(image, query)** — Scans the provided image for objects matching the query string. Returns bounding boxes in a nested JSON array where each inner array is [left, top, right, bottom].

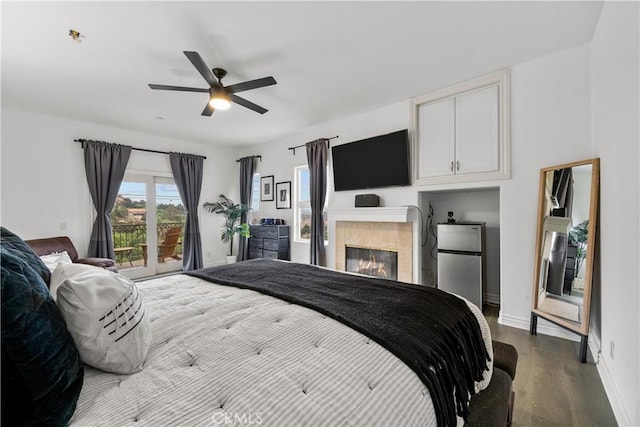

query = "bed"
[[1, 227, 514, 427]]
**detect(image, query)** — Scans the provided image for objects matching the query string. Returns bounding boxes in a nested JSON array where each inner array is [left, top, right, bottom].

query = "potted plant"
[[203, 194, 250, 264], [569, 220, 588, 277]]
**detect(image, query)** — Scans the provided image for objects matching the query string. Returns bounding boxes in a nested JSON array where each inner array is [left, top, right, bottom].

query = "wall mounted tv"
[[331, 129, 410, 191]]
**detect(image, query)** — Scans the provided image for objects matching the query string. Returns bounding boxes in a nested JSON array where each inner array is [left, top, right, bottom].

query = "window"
[[250, 172, 260, 223], [294, 165, 328, 242]]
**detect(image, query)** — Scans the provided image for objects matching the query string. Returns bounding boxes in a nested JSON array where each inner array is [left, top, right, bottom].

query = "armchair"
[[25, 236, 118, 273]]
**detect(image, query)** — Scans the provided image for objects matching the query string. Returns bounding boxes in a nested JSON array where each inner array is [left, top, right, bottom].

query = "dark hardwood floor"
[[484, 305, 617, 426]]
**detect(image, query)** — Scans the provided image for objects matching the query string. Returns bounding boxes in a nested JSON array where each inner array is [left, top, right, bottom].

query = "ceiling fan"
[[149, 51, 277, 116]]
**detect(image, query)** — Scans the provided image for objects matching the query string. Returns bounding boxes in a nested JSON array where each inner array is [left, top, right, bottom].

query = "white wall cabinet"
[[412, 70, 510, 185], [417, 97, 455, 178]]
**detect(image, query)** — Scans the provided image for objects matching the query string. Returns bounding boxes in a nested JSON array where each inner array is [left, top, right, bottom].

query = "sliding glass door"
[[111, 174, 185, 279], [154, 177, 185, 274]]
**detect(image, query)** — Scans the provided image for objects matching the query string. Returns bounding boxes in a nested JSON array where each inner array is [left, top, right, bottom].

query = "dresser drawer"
[[261, 227, 279, 239], [249, 225, 261, 236], [258, 225, 288, 239], [262, 250, 279, 259], [248, 248, 263, 259], [263, 239, 288, 251], [249, 238, 263, 250]]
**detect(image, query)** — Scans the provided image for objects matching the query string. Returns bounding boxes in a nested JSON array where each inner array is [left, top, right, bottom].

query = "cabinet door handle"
[[450, 161, 454, 172], [456, 161, 460, 171]]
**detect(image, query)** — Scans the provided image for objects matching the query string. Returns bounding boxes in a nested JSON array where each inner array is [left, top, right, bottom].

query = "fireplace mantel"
[[327, 206, 416, 223], [327, 206, 422, 284]]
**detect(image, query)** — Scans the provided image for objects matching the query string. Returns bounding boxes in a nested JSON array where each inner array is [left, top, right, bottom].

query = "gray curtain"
[[170, 153, 204, 271], [83, 140, 132, 259], [238, 156, 257, 261], [306, 139, 328, 266]]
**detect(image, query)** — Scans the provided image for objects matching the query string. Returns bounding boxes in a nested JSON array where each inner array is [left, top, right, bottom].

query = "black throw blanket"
[[187, 259, 490, 426]]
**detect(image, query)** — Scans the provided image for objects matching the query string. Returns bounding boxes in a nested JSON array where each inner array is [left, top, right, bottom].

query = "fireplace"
[[329, 207, 420, 283], [346, 246, 398, 280]]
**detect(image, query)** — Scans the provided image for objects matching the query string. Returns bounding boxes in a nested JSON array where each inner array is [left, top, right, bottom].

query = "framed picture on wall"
[[260, 175, 274, 201], [275, 181, 291, 209]]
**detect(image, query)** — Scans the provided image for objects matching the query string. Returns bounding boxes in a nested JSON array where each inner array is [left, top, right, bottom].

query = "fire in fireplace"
[[345, 246, 398, 280]]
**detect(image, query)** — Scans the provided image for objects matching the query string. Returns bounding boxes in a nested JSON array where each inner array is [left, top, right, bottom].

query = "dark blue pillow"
[[1, 246, 84, 426], [0, 227, 51, 286]]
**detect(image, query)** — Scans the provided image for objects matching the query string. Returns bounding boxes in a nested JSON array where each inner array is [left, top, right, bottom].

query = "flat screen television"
[[332, 129, 410, 191]]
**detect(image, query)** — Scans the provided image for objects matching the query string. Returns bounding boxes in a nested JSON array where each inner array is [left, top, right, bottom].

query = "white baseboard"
[[589, 332, 634, 426], [588, 330, 602, 362]]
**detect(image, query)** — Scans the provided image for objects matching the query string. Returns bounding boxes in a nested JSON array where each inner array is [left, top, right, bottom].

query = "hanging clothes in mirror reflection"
[[550, 167, 573, 217]]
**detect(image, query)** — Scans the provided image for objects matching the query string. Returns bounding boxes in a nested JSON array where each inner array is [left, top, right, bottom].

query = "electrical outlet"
[[610, 341, 615, 360], [60, 222, 67, 231]]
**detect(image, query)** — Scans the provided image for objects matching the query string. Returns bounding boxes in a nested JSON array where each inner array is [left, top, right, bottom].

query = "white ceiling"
[[1, 1, 603, 147]]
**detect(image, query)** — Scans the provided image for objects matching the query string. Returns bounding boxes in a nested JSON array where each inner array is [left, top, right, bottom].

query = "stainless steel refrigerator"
[[437, 222, 486, 308]]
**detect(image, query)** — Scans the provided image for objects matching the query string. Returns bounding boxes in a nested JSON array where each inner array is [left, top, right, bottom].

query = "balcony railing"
[[112, 222, 184, 268]]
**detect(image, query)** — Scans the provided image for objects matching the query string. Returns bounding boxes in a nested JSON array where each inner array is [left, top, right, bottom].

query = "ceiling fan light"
[[210, 89, 231, 110], [210, 97, 231, 110]]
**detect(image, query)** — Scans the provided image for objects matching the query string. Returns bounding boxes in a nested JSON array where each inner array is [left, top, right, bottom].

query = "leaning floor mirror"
[[530, 158, 600, 362]]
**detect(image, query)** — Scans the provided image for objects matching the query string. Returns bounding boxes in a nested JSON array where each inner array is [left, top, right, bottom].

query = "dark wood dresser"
[[248, 225, 290, 260]]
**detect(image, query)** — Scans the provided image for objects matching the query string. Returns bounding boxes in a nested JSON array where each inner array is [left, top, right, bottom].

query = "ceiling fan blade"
[[183, 51, 217, 87], [149, 84, 208, 93], [226, 76, 277, 94], [201, 102, 215, 117], [231, 94, 268, 114]]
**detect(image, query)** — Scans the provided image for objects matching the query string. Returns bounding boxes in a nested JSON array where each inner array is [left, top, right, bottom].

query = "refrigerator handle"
[[438, 249, 482, 256]]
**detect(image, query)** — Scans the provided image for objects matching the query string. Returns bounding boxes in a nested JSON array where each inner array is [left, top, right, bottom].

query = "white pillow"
[[51, 263, 152, 374], [39, 251, 73, 273]]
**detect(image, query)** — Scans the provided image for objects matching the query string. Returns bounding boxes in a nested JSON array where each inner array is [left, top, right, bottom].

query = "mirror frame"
[[531, 158, 600, 336]]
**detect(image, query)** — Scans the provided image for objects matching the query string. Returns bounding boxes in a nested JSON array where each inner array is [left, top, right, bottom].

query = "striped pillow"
[[51, 263, 152, 374]]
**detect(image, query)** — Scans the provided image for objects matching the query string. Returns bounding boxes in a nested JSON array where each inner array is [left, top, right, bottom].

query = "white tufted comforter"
[[71, 273, 492, 427]]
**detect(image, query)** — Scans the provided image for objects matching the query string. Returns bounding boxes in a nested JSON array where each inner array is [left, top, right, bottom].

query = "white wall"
[[590, 2, 639, 425], [498, 43, 593, 336], [0, 108, 240, 266]]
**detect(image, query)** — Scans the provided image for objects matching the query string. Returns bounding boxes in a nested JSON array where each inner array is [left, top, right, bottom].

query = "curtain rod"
[[288, 135, 339, 155], [74, 139, 207, 159], [236, 155, 262, 163]]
